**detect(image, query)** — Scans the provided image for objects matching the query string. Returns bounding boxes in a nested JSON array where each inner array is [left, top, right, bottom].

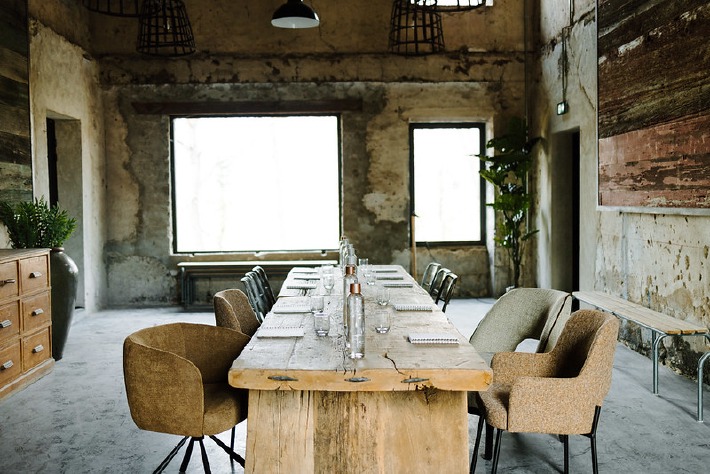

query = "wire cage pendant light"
[[83, 0, 142, 17], [137, 0, 196, 57], [389, 0, 445, 56]]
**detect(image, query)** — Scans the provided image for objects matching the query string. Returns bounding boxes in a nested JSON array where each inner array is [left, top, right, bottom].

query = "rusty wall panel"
[[597, 0, 710, 209]]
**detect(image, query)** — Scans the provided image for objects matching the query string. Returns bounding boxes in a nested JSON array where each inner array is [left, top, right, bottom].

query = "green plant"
[[0, 197, 76, 249], [479, 117, 540, 288]]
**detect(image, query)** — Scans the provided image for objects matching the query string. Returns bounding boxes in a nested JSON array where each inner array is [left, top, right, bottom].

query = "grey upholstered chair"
[[471, 310, 620, 474], [468, 288, 572, 460], [213, 288, 261, 337]]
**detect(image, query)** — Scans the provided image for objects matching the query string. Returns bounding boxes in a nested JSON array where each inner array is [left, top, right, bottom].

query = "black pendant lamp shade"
[[389, 0, 445, 56], [429, 1, 486, 12], [137, 0, 196, 57], [272, 0, 320, 29], [83, 0, 142, 17]]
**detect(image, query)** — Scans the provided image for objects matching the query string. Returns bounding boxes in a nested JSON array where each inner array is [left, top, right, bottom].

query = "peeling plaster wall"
[[533, 0, 710, 383], [27, 11, 107, 311]]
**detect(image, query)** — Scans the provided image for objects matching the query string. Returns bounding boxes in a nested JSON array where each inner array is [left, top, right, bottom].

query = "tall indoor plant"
[[0, 197, 78, 360], [479, 117, 540, 289]]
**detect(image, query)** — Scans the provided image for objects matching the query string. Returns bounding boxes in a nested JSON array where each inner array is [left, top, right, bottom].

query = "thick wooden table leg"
[[245, 389, 469, 473]]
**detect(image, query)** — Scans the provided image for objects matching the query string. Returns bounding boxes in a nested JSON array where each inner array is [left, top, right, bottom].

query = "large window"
[[410, 123, 485, 244], [171, 115, 340, 253]]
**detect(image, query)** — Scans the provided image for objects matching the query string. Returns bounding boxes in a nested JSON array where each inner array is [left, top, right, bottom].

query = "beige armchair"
[[123, 322, 251, 472], [470, 310, 620, 474], [213, 288, 261, 337]]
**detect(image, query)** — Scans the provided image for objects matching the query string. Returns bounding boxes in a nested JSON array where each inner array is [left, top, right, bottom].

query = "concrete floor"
[[0, 299, 708, 473]]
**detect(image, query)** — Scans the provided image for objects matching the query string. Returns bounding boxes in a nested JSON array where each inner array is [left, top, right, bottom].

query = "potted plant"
[[479, 117, 540, 289], [0, 197, 78, 360]]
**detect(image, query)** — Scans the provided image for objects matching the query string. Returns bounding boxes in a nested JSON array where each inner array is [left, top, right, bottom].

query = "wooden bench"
[[178, 260, 337, 308], [574, 290, 710, 422]]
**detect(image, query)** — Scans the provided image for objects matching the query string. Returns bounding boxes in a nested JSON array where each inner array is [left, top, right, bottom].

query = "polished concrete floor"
[[0, 299, 708, 473]]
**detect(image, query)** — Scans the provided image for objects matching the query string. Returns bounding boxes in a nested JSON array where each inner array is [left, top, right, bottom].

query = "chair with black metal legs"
[[435, 271, 458, 312], [123, 323, 251, 473], [420, 262, 441, 294], [251, 265, 276, 310], [428, 267, 450, 301], [470, 310, 619, 474], [241, 272, 269, 322]]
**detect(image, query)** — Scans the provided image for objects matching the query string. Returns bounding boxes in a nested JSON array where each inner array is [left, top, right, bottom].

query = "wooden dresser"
[[0, 249, 54, 400]]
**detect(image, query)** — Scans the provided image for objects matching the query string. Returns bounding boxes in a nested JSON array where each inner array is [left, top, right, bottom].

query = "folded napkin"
[[376, 275, 404, 280], [373, 269, 398, 273], [257, 326, 305, 338], [393, 303, 433, 312], [408, 333, 459, 345], [287, 283, 318, 289], [383, 282, 413, 288], [292, 267, 319, 274], [272, 306, 312, 314], [293, 275, 320, 280]]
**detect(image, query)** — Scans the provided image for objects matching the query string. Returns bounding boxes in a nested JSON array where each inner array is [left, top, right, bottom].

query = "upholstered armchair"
[[470, 310, 620, 474], [123, 322, 251, 472], [214, 288, 260, 337]]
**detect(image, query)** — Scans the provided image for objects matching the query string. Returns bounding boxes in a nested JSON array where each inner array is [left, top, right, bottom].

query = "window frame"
[[409, 122, 487, 247], [169, 113, 344, 255]]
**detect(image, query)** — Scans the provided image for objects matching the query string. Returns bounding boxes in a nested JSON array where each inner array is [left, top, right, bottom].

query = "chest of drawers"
[[0, 249, 54, 399]]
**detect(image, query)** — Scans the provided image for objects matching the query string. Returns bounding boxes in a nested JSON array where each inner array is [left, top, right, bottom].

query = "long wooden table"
[[229, 265, 492, 472]]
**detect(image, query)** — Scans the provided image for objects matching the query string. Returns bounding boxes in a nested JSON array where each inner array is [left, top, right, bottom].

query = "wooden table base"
[[244, 389, 469, 473]]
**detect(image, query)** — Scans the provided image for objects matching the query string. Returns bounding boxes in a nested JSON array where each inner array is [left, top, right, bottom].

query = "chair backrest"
[[241, 273, 268, 322], [429, 267, 450, 300], [252, 265, 276, 307], [435, 271, 458, 312], [420, 262, 442, 293], [547, 309, 620, 405], [213, 288, 260, 337], [469, 288, 572, 354]]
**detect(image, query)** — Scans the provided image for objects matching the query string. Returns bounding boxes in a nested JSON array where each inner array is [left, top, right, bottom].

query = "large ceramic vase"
[[50, 247, 79, 361]]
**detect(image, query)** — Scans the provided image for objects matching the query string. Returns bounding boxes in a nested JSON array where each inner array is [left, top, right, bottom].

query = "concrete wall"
[[28, 0, 107, 312], [533, 0, 710, 382]]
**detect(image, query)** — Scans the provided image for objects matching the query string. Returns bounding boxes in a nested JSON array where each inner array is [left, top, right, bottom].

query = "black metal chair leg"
[[209, 434, 246, 467], [153, 436, 188, 474], [179, 437, 196, 473], [470, 415, 484, 473], [230, 426, 236, 453], [198, 437, 211, 474], [588, 406, 602, 474], [491, 429, 503, 474], [483, 422, 494, 460], [562, 434, 569, 474]]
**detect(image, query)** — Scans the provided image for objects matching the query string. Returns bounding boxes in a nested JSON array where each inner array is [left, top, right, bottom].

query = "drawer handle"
[[1, 360, 14, 370], [1, 278, 16, 286], [33, 344, 45, 354], [267, 375, 298, 382], [1, 319, 11, 328], [31, 308, 45, 317], [30, 271, 43, 279]]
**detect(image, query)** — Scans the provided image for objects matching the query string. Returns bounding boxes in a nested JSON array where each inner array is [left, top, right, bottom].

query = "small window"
[[171, 115, 341, 253], [410, 123, 486, 245]]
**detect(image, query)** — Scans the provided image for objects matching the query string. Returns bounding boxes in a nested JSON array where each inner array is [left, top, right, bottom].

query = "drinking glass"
[[376, 287, 390, 306], [310, 295, 324, 313], [374, 309, 391, 334], [365, 270, 377, 286], [314, 312, 330, 336], [322, 273, 335, 295]]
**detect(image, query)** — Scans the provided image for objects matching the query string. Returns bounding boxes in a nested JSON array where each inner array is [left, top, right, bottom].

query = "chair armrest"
[[507, 376, 598, 434], [490, 351, 557, 384]]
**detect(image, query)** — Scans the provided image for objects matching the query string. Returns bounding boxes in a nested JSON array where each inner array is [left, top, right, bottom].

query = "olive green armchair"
[[123, 322, 250, 472], [213, 288, 261, 337]]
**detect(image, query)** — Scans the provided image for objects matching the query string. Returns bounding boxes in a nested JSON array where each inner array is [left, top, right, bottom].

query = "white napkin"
[[272, 306, 311, 314], [292, 267, 318, 274], [286, 283, 318, 289], [393, 303, 434, 312], [376, 275, 404, 280], [257, 326, 305, 338], [383, 282, 413, 288], [373, 269, 398, 273], [408, 333, 459, 344], [293, 275, 320, 280]]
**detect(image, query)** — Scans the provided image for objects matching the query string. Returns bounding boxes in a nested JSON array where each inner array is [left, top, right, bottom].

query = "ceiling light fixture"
[[428, 0, 487, 12], [83, 0, 142, 17], [137, 0, 196, 57], [271, 0, 320, 29], [389, 0, 445, 56]]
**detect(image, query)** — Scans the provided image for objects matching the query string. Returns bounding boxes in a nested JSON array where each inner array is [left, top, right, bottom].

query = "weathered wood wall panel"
[[0, 0, 32, 204], [597, 0, 710, 209]]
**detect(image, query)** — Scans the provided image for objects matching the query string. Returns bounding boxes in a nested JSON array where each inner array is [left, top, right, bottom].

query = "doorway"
[[46, 117, 84, 308], [550, 129, 580, 293]]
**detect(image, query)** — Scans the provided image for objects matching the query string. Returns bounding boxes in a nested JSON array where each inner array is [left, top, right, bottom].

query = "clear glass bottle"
[[338, 237, 349, 270], [347, 283, 365, 359], [342, 264, 358, 342]]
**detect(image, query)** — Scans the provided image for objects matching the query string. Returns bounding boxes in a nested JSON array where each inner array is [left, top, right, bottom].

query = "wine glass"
[[376, 287, 390, 306], [310, 295, 324, 314]]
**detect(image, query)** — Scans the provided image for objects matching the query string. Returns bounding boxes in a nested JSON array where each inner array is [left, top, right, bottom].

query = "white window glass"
[[412, 125, 484, 243], [172, 116, 340, 252]]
